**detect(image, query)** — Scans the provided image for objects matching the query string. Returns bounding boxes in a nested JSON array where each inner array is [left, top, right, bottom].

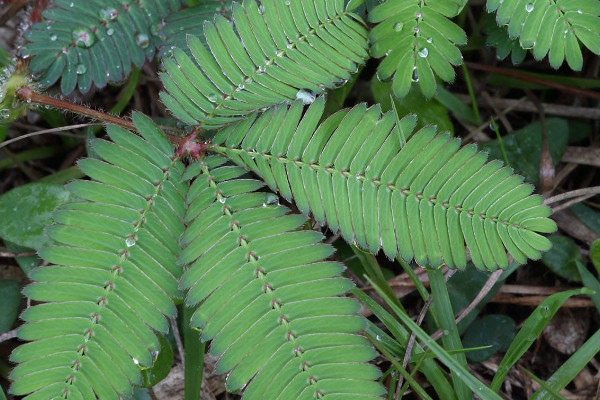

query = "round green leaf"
[[140, 334, 174, 387], [0, 183, 73, 250], [463, 314, 516, 362], [0, 280, 22, 334], [541, 235, 583, 281]]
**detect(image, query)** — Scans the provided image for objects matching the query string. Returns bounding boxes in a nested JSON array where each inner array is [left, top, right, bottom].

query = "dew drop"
[[106, 28, 114, 36], [577, 9, 583, 14], [276, 50, 285, 57], [72, 27, 96, 48], [76, 64, 87, 74], [218, 197, 226, 204], [258, 5, 264, 14], [238, 83, 245, 90], [418, 47, 428, 58], [540, 305, 551, 318], [207, 93, 219, 102], [69, 2, 74, 7], [412, 66, 419, 82], [132, 357, 139, 365], [394, 22, 403, 32], [99, 8, 119, 21], [295, 89, 316, 104], [442, 329, 449, 336], [426, 37, 433, 43], [285, 0, 291, 4], [263, 193, 279, 206], [136, 33, 149, 48], [50, 34, 58, 41], [125, 238, 136, 247], [375, 335, 381, 341], [525, 3, 534, 12]]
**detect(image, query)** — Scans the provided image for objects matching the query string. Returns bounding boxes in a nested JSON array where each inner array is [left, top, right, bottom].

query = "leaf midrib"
[[215, 145, 526, 230]]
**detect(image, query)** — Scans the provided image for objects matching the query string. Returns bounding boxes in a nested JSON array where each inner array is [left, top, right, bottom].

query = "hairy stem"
[[15, 87, 186, 144]]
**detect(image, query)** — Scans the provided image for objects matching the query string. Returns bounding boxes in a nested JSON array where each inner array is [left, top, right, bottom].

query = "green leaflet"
[[486, 0, 600, 70], [369, 0, 468, 98], [9, 114, 185, 400], [160, 0, 369, 128], [24, 0, 182, 93], [158, 0, 234, 58], [212, 98, 556, 271], [180, 157, 384, 398]]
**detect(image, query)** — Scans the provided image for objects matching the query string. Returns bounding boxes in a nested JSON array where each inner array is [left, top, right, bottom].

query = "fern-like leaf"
[[159, 0, 368, 128], [484, 15, 527, 64], [179, 156, 384, 398], [368, 0, 468, 98], [487, 0, 600, 70], [9, 114, 185, 399], [212, 97, 556, 271], [24, 0, 182, 94], [158, 0, 234, 58]]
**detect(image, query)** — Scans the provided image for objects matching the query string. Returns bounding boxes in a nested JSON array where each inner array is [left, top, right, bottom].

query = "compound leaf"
[[213, 98, 556, 271]]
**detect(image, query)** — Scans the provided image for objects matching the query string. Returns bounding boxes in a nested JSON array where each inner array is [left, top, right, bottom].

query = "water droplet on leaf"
[[525, 3, 534, 12], [99, 8, 118, 21], [418, 47, 428, 58], [136, 33, 149, 48], [76, 64, 87, 74], [394, 22, 403, 32], [72, 27, 96, 47], [412, 66, 419, 82], [295, 89, 316, 104], [125, 237, 136, 247]]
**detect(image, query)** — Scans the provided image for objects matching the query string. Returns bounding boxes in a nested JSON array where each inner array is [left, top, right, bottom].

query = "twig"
[[551, 194, 597, 213], [544, 186, 600, 206], [466, 62, 600, 101], [171, 317, 185, 365], [15, 87, 186, 143], [456, 94, 600, 120], [463, 97, 527, 143], [431, 269, 504, 342], [0, 249, 36, 257], [0, 124, 97, 149]]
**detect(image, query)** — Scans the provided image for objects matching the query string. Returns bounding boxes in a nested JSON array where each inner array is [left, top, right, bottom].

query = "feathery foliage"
[[179, 156, 383, 398], [486, 0, 600, 70], [23, 0, 182, 93], [484, 16, 527, 64], [160, 0, 369, 128], [158, 0, 234, 58], [212, 97, 556, 271], [7, 0, 573, 398], [367, 0, 468, 98], [9, 113, 185, 399]]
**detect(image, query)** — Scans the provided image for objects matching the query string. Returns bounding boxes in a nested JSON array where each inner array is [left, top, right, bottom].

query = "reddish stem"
[[465, 62, 600, 101], [15, 87, 186, 145]]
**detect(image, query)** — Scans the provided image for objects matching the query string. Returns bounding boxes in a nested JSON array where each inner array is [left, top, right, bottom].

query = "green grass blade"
[[490, 288, 592, 391], [530, 328, 600, 399], [354, 288, 457, 400], [366, 278, 503, 400], [427, 268, 471, 400]]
